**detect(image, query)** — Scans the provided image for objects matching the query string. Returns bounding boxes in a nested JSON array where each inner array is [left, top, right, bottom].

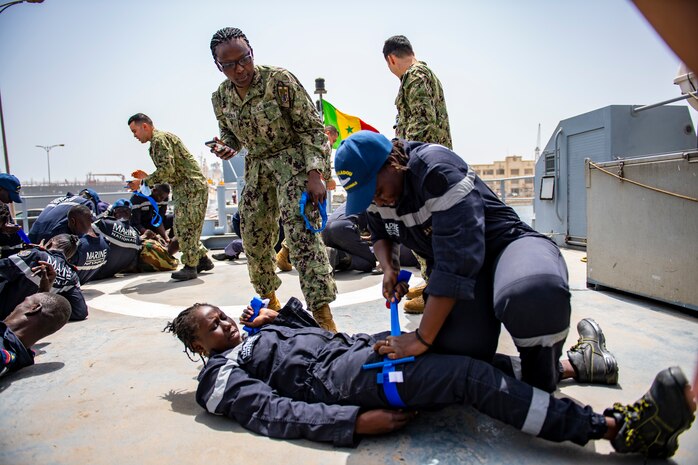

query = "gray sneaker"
[[607, 366, 695, 458], [567, 318, 618, 384]]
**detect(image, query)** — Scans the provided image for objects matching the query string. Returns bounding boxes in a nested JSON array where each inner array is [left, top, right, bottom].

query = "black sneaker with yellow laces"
[[607, 366, 695, 458]]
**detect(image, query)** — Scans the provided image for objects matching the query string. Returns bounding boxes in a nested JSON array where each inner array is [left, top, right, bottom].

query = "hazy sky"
[[0, 0, 695, 184]]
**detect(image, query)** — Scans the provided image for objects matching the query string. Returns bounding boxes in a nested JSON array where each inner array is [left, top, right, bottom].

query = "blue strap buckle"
[[242, 297, 265, 336], [362, 269, 413, 408], [299, 192, 327, 233]]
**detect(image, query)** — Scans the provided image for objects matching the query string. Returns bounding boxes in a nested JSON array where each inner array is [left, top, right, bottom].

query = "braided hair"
[[210, 27, 253, 61], [47, 233, 80, 260], [387, 139, 409, 172], [163, 303, 211, 362]]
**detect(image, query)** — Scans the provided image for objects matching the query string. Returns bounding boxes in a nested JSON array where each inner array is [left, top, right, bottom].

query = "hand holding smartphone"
[[205, 138, 237, 160], [205, 139, 225, 151]]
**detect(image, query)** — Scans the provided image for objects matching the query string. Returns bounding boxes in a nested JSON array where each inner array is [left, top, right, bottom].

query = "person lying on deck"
[[165, 297, 695, 457]]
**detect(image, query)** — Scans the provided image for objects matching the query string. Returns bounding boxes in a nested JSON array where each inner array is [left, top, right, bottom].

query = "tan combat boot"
[[275, 244, 293, 272], [403, 295, 425, 314], [312, 304, 338, 333], [405, 282, 426, 300], [261, 291, 282, 311]]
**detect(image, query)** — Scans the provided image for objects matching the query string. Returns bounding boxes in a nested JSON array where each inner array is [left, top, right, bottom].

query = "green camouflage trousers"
[[240, 157, 336, 310], [173, 185, 209, 267], [413, 251, 429, 282]]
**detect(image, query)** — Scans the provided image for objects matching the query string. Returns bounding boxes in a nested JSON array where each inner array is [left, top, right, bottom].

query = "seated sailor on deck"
[[29, 191, 99, 244]]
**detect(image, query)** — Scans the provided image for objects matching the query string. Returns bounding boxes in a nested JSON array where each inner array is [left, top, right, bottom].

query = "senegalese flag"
[[322, 100, 379, 149]]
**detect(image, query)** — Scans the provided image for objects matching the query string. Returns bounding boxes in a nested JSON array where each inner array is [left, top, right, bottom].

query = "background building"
[[471, 155, 534, 201]]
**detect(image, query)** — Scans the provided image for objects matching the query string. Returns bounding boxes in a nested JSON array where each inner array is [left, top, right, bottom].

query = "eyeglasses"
[[218, 52, 253, 71]]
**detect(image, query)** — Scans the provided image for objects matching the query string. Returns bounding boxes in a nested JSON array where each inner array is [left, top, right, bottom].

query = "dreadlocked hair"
[[210, 27, 252, 60], [163, 303, 211, 363], [387, 139, 409, 172]]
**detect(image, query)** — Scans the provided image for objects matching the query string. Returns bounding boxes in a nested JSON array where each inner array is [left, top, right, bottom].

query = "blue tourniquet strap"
[[243, 297, 264, 336], [17, 229, 31, 244], [381, 364, 407, 408], [299, 192, 327, 233], [133, 191, 163, 227], [362, 269, 413, 408]]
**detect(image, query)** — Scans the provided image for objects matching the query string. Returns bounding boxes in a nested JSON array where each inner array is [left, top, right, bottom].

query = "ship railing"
[[479, 175, 535, 204], [15, 191, 141, 231]]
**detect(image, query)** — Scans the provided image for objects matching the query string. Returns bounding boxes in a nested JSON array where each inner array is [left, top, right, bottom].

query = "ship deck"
[[1, 247, 696, 465]]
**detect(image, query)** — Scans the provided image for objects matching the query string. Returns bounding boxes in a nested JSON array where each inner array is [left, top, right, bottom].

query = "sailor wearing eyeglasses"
[[208, 27, 337, 333]]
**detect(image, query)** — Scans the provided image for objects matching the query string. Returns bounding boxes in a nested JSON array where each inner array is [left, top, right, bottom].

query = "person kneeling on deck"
[[92, 198, 179, 278], [165, 298, 695, 456], [1, 293, 71, 377], [129, 183, 177, 253], [335, 131, 622, 393]]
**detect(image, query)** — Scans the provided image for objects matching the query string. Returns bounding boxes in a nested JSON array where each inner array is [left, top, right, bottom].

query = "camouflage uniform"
[[212, 65, 336, 310], [146, 129, 209, 267], [395, 61, 452, 149], [395, 61, 453, 282]]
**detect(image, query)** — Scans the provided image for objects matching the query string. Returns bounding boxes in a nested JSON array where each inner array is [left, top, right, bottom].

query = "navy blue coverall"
[[0, 202, 22, 258], [366, 141, 571, 392], [0, 249, 87, 321], [28, 195, 97, 244], [321, 203, 377, 272], [196, 298, 605, 447], [0, 322, 34, 377], [70, 234, 109, 284], [91, 218, 141, 280], [129, 194, 172, 236], [321, 203, 418, 272]]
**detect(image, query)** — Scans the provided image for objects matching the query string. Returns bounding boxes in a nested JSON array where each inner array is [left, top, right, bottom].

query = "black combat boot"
[[567, 318, 618, 384], [607, 366, 695, 458], [171, 265, 197, 281], [197, 255, 214, 273]]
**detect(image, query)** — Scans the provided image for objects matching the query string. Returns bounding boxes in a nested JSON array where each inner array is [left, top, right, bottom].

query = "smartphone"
[[206, 139, 228, 153]]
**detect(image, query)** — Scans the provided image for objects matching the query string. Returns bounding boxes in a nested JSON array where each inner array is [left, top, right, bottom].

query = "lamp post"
[[314, 77, 326, 116], [0, 0, 43, 15], [36, 143, 64, 185], [0, 0, 45, 174]]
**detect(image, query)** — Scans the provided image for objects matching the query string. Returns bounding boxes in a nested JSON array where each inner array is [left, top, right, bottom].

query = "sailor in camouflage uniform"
[[207, 27, 337, 332], [384, 35, 452, 149], [384, 35, 453, 312], [128, 113, 212, 281]]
